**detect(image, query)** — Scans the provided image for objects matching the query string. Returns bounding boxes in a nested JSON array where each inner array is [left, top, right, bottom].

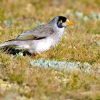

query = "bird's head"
[[57, 16, 73, 28], [50, 16, 73, 28]]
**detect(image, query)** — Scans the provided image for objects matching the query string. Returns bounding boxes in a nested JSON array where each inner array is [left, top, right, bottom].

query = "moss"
[[9, 74, 25, 84]]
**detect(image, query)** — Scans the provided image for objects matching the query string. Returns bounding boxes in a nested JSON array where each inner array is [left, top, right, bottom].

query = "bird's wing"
[[17, 24, 54, 40]]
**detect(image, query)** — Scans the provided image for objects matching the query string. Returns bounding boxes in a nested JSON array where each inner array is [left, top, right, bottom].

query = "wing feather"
[[17, 24, 54, 40]]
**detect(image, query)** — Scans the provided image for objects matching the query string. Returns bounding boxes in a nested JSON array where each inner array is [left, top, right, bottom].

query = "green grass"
[[0, 0, 100, 100]]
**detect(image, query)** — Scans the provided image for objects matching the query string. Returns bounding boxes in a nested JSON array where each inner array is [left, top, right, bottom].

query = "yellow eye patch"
[[60, 20, 62, 23]]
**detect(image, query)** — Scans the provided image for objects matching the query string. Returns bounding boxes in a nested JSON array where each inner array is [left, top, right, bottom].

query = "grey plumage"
[[17, 25, 54, 40], [0, 16, 73, 54]]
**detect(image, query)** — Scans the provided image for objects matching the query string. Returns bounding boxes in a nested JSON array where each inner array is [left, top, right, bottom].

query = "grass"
[[0, 0, 100, 100]]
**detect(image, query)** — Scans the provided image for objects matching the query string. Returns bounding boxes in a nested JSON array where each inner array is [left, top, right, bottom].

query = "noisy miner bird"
[[0, 16, 73, 56]]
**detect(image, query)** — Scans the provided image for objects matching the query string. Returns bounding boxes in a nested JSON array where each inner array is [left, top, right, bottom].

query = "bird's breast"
[[32, 38, 53, 53]]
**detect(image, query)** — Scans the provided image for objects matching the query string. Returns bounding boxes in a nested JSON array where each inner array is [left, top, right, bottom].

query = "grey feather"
[[17, 24, 54, 40], [0, 40, 31, 50], [0, 16, 72, 54], [0, 41, 17, 48], [0, 42, 9, 47]]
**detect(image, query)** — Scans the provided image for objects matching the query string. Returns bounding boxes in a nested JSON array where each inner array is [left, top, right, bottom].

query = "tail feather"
[[0, 40, 30, 50], [0, 42, 12, 47]]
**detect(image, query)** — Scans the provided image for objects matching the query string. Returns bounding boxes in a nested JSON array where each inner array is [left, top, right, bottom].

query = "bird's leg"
[[33, 53, 38, 59]]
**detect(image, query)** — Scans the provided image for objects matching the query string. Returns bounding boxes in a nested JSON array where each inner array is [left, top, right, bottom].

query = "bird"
[[0, 16, 73, 56]]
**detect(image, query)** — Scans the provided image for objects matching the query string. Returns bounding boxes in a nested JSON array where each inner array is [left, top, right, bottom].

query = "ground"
[[0, 0, 100, 100]]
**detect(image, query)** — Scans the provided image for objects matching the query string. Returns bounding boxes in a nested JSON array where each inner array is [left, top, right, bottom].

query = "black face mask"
[[57, 21, 67, 28], [57, 16, 67, 28], [57, 22, 63, 28]]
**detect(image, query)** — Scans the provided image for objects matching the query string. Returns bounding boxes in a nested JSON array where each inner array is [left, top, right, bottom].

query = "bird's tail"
[[0, 41, 14, 48], [0, 42, 6, 47], [0, 40, 30, 50]]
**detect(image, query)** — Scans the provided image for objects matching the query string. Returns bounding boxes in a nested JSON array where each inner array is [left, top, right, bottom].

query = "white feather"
[[0, 42, 10, 47]]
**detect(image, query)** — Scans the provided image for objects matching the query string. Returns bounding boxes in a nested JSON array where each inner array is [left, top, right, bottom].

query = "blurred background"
[[0, 0, 100, 22], [0, 0, 100, 61], [0, 0, 100, 100]]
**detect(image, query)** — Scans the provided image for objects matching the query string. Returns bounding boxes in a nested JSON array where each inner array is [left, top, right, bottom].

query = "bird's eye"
[[60, 20, 62, 23]]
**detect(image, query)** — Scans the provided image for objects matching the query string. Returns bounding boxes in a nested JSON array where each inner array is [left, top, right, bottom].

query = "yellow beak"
[[66, 21, 73, 25]]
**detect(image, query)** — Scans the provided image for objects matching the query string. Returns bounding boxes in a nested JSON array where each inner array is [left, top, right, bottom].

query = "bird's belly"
[[31, 38, 53, 54]]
